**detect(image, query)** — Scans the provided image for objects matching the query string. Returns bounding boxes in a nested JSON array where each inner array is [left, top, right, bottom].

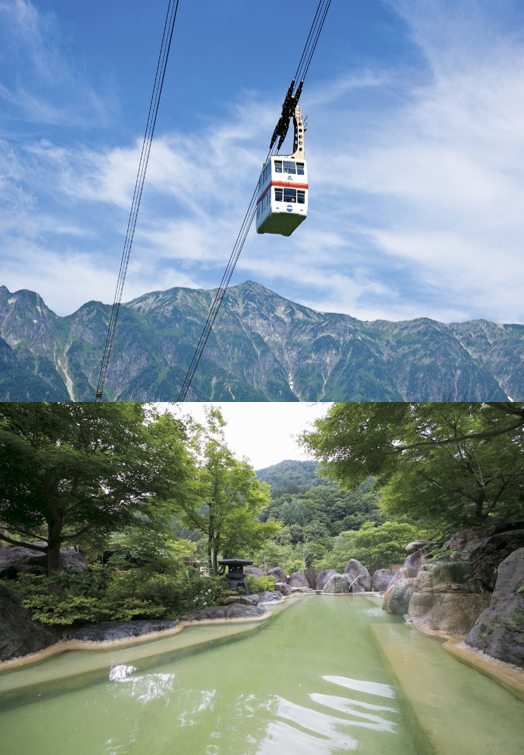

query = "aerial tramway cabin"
[[256, 104, 308, 237]]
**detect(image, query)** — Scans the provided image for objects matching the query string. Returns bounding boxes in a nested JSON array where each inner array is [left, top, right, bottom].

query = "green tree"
[[331, 521, 423, 574], [177, 407, 277, 575], [280, 499, 308, 526], [301, 403, 524, 528], [0, 403, 194, 574]]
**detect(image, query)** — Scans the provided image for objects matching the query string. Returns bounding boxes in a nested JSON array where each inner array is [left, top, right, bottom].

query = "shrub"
[[244, 574, 276, 593], [14, 565, 235, 625]]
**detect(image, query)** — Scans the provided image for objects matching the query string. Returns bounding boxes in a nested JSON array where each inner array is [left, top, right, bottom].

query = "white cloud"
[[2, 1, 524, 325]]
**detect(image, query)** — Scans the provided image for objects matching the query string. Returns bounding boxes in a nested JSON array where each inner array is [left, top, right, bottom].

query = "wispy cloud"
[[2, 1, 524, 324], [0, 0, 112, 126]]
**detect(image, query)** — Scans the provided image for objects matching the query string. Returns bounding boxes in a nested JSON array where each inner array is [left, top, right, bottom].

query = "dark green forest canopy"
[[256, 460, 385, 537], [301, 402, 524, 528]]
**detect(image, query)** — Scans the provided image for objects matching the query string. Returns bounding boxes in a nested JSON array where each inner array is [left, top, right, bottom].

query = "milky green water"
[[0, 597, 523, 755]]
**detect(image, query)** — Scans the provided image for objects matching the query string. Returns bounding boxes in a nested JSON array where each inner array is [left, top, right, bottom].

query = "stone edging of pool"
[[366, 593, 524, 704], [443, 639, 524, 703], [0, 592, 305, 673]]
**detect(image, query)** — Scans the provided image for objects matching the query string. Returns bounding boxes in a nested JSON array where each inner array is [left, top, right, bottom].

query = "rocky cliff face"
[[1, 281, 522, 401]]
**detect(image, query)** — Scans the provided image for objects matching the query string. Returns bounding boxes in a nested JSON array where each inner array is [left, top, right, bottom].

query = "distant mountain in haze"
[[0, 281, 523, 401], [256, 460, 328, 493]]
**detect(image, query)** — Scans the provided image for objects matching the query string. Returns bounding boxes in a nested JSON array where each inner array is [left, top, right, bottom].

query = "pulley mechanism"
[[269, 78, 304, 151]]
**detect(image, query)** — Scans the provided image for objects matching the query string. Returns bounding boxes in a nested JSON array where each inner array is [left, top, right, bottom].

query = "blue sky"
[[1, 0, 524, 324]]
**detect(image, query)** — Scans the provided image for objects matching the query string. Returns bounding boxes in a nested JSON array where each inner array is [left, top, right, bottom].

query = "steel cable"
[[95, 0, 181, 401], [177, 0, 332, 401]]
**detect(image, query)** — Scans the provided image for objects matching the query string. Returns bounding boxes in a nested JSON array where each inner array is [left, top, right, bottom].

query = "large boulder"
[[316, 569, 338, 590], [382, 578, 416, 616], [389, 566, 420, 585], [0, 584, 62, 662], [465, 548, 524, 668], [416, 560, 482, 594], [244, 566, 265, 578], [343, 559, 371, 592], [468, 529, 524, 591], [0, 544, 88, 579], [288, 571, 309, 588], [267, 567, 287, 583], [323, 574, 350, 594], [408, 593, 490, 636], [372, 569, 394, 593], [445, 529, 487, 552], [406, 540, 430, 555], [403, 540, 429, 568], [304, 569, 317, 590], [275, 582, 293, 596]]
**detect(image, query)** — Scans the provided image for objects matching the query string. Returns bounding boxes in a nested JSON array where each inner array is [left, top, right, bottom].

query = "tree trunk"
[[46, 520, 63, 576], [212, 549, 218, 577], [208, 513, 216, 576]]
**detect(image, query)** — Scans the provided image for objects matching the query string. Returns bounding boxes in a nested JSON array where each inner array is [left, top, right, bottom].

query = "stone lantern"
[[218, 558, 253, 595]]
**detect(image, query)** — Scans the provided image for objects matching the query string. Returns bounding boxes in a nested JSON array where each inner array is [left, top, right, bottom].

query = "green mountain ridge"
[[0, 281, 522, 400]]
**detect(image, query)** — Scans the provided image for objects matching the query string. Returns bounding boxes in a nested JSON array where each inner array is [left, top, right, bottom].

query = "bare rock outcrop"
[[408, 593, 490, 635], [403, 540, 429, 568], [0, 584, 62, 662], [267, 567, 287, 583], [303, 568, 317, 589], [323, 574, 350, 594], [383, 578, 417, 615], [0, 544, 88, 579], [343, 559, 371, 592], [288, 571, 309, 588], [316, 569, 338, 590], [244, 566, 265, 578], [465, 548, 524, 668], [468, 529, 524, 592], [275, 582, 292, 596], [372, 569, 394, 593]]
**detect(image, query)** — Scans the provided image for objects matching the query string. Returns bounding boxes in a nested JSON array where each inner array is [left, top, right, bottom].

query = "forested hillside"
[[256, 460, 385, 536], [251, 460, 420, 575]]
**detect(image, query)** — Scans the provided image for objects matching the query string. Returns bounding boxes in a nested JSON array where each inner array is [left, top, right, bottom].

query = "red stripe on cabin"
[[257, 181, 309, 205]]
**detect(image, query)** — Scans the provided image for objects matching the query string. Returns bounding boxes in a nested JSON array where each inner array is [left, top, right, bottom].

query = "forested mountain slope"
[[1, 281, 522, 400], [256, 460, 385, 536]]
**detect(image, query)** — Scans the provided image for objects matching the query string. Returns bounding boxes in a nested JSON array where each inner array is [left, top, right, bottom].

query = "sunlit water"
[[0, 596, 523, 755]]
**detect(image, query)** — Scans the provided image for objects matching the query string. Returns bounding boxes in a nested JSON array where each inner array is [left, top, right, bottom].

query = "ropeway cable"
[[177, 0, 332, 401], [95, 0, 181, 401]]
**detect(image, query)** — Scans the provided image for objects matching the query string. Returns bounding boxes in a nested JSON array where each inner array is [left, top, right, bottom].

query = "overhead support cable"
[[95, 0, 181, 401], [177, 0, 332, 401]]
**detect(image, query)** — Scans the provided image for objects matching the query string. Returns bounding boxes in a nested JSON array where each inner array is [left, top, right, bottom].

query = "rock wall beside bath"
[[465, 547, 524, 668], [0, 584, 62, 662]]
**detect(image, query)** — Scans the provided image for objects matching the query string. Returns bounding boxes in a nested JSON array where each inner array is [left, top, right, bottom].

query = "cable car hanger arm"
[[269, 78, 304, 151]]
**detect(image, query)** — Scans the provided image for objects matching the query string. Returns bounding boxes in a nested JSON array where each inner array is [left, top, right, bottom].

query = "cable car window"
[[283, 161, 296, 174], [283, 188, 297, 203], [297, 163, 305, 175], [297, 190, 305, 204], [275, 188, 283, 201], [274, 161, 283, 173]]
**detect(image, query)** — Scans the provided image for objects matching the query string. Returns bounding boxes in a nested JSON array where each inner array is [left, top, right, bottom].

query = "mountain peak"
[[0, 280, 522, 401]]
